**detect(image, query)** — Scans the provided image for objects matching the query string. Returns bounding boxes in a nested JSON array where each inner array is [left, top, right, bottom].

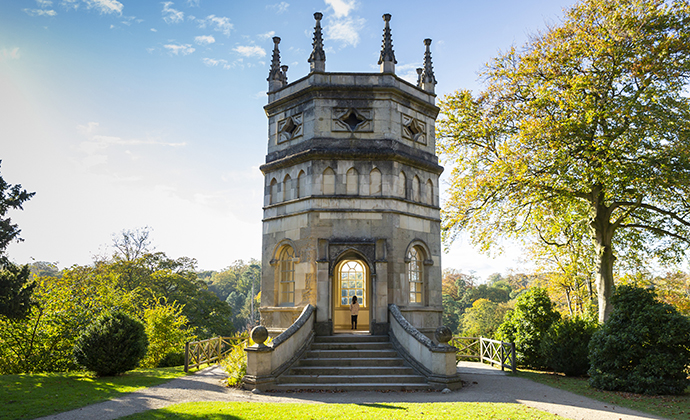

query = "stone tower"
[[259, 13, 442, 337]]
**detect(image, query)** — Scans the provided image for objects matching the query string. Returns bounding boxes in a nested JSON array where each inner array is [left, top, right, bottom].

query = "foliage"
[[438, 0, 690, 323], [0, 161, 35, 320], [139, 297, 196, 368], [0, 268, 137, 374], [220, 334, 253, 387], [120, 402, 562, 420], [619, 270, 690, 316], [0, 367, 188, 420], [73, 311, 148, 377], [497, 287, 560, 369], [205, 259, 261, 332], [460, 298, 510, 338], [541, 317, 598, 376], [0, 160, 35, 260], [0, 262, 35, 320], [441, 269, 513, 335], [588, 285, 690, 395]]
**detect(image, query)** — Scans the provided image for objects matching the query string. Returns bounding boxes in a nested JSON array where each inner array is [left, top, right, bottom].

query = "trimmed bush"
[[588, 285, 690, 395], [497, 287, 560, 369], [73, 311, 148, 376], [158, 351, 185, 367], [541, 317, 597, 376]]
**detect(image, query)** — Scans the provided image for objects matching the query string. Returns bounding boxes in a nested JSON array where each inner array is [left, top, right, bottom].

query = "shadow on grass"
[[357, 403, 407, 410], [0, 367, 188, 420]]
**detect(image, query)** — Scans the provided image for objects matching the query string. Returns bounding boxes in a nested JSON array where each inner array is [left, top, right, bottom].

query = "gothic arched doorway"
[[333, 258, 370, 332]]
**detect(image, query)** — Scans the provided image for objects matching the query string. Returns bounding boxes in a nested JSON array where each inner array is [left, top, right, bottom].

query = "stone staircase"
[[272, 333, 431, 391]]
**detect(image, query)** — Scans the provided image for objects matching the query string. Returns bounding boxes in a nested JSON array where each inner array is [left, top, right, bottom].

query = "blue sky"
[[1, 0, 576, 279]]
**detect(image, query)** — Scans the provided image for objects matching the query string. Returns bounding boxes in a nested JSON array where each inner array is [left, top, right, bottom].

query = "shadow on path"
[[37, 363, 665, 420]]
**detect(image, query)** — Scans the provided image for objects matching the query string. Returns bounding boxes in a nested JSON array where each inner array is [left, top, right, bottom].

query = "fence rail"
[[451, 336, 516, 373], [184, 336, 247, 372]]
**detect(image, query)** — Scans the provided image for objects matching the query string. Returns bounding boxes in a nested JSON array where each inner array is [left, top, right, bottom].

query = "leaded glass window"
[[339, 260, 365, 307], [408, 247, 423, 304]]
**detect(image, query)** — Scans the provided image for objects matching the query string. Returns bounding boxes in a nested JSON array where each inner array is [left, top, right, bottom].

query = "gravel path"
[[37, 362, 665, 420]]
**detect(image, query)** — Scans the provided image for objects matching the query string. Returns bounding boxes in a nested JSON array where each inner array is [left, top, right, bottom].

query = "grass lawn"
[[121, 401, 561, 419], [0, 366, 190, 420], [517, 370, 690, 420]]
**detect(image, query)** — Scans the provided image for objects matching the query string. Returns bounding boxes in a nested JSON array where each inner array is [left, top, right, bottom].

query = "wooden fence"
[[450, 336, 516, 373], [184, 336, 247, 372]]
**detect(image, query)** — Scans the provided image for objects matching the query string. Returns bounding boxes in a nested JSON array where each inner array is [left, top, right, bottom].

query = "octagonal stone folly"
[[259, 15, 443, 338]]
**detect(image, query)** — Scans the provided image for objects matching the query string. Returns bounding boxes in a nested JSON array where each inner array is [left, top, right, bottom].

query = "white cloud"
[[266, 2, 289, 14], [150, 28, 157, 32], [162, 1, 184, 24], [23, 8, 57, 16], [258, 31, 275, 40], [324, 0, 357, 18], [396, 63, 422, 85], [325, 16, 364, 47], [84, 0, 123, 15], [186, 0, 200, 6], [0, 47, 21, 61], [202, 57, 226, 67], [36, 0, 53, 6], [60, 0, 78, 10], [196, 15, 233, 36], [194, 35, 215, 45], [233, 45, 266, 58], [164, 43, 195, 55]]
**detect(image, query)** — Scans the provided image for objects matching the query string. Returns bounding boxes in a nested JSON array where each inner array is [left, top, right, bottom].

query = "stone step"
[[270, 383, 433, 392], [288, 366, 417, 376], [297, 357, 405, 367], [313, 334, 389, 343], [305, 349, 398, 359], [310, 342, 392, 351], [278, 374, 427, 384]]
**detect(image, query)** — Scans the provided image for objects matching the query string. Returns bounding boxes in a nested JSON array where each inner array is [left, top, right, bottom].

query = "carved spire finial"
[[420, 38, 437, 93], [378, 13, 396, 74], [308, 12, 326, 73], [268, 36, 286, 92]]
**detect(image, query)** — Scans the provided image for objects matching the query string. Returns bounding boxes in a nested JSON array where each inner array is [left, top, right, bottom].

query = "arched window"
[[369, 168, 381, 196], [346, 167, 359, 195], [323, 167, 335, 195], [397, 171, 407, 198], [297, 170, 306, 198], [407, 247, 423, 304], [269, 178, 278, 205], [339, 260, 365, 307], [279, 246, 296, 306], [283, 174, 292, 201], [412, 175, 420, 202]]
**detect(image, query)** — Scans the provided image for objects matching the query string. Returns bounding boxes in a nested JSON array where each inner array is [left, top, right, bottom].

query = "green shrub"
[[497, 287, 560, 369], [73, 311, 148, 376], [541, 317, 597, 376], [588, 285, 690, 395], [139, 298, 196, 368], [158, 351, 185, 367]]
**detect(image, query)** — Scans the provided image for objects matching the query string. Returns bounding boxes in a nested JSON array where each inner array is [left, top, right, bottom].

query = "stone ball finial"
[[383, 13, 392, 22], [435, 326, 452, 345], [251, 325, 269, 347], [314, 12, 323, 20]]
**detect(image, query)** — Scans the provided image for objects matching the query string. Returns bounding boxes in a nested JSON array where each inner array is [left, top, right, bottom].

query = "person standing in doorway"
[[350, 296, 359, 330]]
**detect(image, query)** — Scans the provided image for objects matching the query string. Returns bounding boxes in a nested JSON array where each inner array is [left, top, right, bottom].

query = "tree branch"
[[619, 223, 690, 244]]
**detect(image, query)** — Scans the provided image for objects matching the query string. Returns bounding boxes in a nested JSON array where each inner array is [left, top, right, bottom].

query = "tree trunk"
[[590, 186, 616, 323]]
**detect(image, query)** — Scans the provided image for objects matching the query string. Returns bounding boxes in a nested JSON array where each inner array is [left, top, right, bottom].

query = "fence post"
[[500, 344, 505, 371], [479, 337, 484, 364], [184, 341, 190, 373], [511, 341, 516, 373]]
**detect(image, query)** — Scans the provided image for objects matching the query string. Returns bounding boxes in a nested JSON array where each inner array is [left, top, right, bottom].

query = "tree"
[[0, 161, 35, 319], [498, 287, 560, 368], [438, 0, 690, 323], [461, 298, 510, 338]]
